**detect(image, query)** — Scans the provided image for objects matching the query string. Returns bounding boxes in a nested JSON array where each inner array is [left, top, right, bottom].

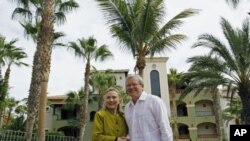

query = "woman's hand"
[[117, 137, 129, 141]]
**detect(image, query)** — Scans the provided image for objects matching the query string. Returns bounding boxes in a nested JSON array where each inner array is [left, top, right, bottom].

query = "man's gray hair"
[[126, 74, 144, 85]]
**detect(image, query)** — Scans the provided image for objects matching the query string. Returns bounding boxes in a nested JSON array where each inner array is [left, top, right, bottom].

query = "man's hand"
[[117, 137, 129, 141]]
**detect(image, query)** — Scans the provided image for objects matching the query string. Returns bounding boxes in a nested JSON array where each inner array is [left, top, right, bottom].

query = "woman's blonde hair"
[[102, 87, 124, 114]]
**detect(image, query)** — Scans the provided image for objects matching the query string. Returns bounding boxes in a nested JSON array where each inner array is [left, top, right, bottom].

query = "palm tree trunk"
[[0, 65, 5, 128], [25, 0, 54, 140], [136, 53, 146, 77], [37, 82, 49, 141], [211, 90, 223, 141], [3, 64, 11, 126], [79, 60, 90, 141], [36, 0, 54, 140], [0, 110, 3, 128], [170, 84, 179, 141], [239, 87, 250, 124], [4, 64, 11, 85]]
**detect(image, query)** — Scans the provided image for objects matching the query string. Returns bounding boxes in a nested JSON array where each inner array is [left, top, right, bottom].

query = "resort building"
[[45, 57, 224, 141]]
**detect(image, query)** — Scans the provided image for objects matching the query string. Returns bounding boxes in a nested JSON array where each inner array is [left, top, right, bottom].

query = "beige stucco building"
[[45, 57, 224, 141]]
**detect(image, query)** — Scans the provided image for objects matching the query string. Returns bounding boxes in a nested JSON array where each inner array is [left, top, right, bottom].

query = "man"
[[124, 74, 173, 141]]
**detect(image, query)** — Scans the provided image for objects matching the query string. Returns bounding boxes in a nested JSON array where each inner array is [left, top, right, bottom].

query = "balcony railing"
[[197, 134, 217, 138], [0, 129, 79, 141], [179, 134, 190, 139]]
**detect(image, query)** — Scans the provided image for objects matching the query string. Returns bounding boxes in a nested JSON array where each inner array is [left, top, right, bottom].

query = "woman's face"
[[104, 90, 120, 112]]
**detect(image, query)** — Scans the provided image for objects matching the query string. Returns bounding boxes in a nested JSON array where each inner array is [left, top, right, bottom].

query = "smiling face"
[[126, 77, 144, 103], [103, 90, 120, 112]]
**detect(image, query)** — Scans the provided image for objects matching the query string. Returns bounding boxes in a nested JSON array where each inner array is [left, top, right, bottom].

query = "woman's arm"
[[92, 112, 116, 141]]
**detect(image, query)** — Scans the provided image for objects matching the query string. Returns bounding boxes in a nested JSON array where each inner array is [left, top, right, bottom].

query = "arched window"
[[150, 70, 161, 97]]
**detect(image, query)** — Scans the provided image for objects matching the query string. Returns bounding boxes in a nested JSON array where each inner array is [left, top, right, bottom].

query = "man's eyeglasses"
[[126, 84, 140, 88]]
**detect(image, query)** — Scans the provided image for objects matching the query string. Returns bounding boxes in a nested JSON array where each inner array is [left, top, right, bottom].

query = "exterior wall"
[[143, 57, 171, 117], [174, 91, 222, 141], [45, 106, 53, 131], [112, 70, 129, 89]]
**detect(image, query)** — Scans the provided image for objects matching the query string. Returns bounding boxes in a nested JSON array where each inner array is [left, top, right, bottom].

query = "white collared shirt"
[[124, 92, 173, 141]]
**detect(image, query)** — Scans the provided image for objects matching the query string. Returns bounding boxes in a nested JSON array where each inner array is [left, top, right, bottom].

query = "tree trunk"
[[170, 84, 179, 141], [79, 60, 90, 141], [211, 90, 223, 141], [135, 53, 146, 77], [36, 0, 54, 141], [238, 86, 250, 124], [25, 0, 54, 140], [0, 110, 3, 128], [37, 82, 49, 141]]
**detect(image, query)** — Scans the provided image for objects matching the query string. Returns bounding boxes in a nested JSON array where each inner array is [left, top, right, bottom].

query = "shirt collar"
[[128, 91, 147, 106]]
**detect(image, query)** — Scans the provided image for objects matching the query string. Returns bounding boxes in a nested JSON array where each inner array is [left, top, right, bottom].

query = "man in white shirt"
[[124, 74, 173, 141]]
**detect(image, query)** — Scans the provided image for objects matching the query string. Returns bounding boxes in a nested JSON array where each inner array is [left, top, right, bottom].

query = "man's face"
[[126, 77, 143, 99]]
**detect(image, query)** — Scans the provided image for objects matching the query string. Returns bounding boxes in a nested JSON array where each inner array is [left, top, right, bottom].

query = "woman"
[[92, 87, 128, 141]]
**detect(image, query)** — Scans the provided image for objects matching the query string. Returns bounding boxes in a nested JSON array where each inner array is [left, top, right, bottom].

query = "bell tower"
[[143, 57, 171, 117]]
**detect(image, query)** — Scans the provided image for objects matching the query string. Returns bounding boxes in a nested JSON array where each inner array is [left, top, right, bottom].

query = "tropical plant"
[[11, 0, 79, 140], [96, 0, 198, 77], [65, 88, 84, 110], [223, 98, 242, 125], [181, 17, 250, 140], [0, 36, 27, 128], [89, 69, 116, 108], [168, 68, 184, 141], [68, 36, 113, 141], [5, 98, 19, 125], [4, 99, 27, 131]]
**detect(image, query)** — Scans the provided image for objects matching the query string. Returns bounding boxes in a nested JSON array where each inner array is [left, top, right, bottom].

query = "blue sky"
[[0, 0, 249, 100]]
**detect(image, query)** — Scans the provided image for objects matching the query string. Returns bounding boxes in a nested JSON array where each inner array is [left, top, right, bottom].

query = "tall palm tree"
[[96, 0, 198, 76], [11, 1, 79, 140], [68, 36, 113, 141], [182, 17, 250, 137], [34, 0, 55, 140], [168, 68, 184, 141], [0, 36, 27, 128], [3, 47, 28, 96]]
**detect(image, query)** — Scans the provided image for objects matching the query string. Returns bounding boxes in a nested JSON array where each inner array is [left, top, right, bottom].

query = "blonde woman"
[[92, 87, 128, 141]]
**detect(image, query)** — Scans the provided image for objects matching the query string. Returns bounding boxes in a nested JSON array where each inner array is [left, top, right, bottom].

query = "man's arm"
[[153, 97, 173, 141]]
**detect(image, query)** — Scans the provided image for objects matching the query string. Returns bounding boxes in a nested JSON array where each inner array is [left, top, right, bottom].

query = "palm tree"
[[0, 36, 27, 128], [223, 98, 242, 125], [5, 97, 19, 125], [181, 17, 250, 139], [65, 89, 85, 110], [68, 36, 113, 141], [64, 88, 85, 136], [89, 69, 116, 109], [168, 68, 184, 141], [6, 102, 27, 131], [96, 0, 198, 76], [11, 1, 79, 140]]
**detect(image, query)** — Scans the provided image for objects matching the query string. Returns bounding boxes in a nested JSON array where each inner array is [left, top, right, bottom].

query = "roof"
[[47, 95, 67, 104]]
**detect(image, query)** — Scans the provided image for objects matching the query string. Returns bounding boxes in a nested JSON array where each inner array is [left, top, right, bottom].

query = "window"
[[150, 70, 161, 97], [90, 111, 96, 122]]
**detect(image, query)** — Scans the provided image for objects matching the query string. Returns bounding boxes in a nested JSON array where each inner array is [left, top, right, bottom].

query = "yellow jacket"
[[92, 109, 128, 141]]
